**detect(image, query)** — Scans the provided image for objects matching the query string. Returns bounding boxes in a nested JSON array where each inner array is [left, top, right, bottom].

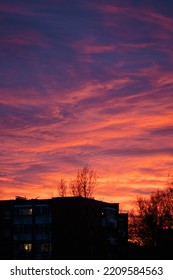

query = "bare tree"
[[129, 180, 173, 247], [69, 178, 79, 197], [69, 165, 98, 198], [57, 178, 67, 197]]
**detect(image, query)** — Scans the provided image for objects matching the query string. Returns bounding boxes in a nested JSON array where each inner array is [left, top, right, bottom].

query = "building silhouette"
[[0, 196, 128, 259]]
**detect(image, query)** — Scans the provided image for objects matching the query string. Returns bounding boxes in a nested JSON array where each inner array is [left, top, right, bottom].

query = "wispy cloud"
[[0, 0, 173, 210]]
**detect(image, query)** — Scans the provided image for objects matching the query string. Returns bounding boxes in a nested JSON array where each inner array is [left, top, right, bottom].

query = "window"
[[24, 243, 32, 252], [14, 206, 33, 216], [36, 243, 52, 253], [35, 205, 49, 215], [14, 216, 32, 224], [21, 208, 32, 215]]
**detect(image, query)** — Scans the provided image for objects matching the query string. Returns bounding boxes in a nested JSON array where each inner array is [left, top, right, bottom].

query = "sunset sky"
[[1, 0, 173, 211]]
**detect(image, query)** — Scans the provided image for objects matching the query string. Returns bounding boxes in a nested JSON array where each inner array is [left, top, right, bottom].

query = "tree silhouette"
[[69, 165, 98, 198], [57, 178, 67, 197], [129, 179, 173, 247]]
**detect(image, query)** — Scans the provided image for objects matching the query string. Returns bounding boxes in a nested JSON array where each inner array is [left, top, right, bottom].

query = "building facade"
[[0, 196, 128, 259]]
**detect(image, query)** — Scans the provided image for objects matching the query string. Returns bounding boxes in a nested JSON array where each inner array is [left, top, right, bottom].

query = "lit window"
[[21, 208, 32, 215], [24, 243, 32, 252]]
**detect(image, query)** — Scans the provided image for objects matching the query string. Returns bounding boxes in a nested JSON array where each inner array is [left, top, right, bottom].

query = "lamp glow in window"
[[24, 243, 32, 252], [21, 208, 32, 215]]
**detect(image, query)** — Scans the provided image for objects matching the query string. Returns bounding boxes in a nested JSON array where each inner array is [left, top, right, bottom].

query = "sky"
[[1, 0, 173, 211]]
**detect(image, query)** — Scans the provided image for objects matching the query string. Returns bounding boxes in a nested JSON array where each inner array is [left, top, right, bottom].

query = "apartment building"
[[0, 196, 128, 259]]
